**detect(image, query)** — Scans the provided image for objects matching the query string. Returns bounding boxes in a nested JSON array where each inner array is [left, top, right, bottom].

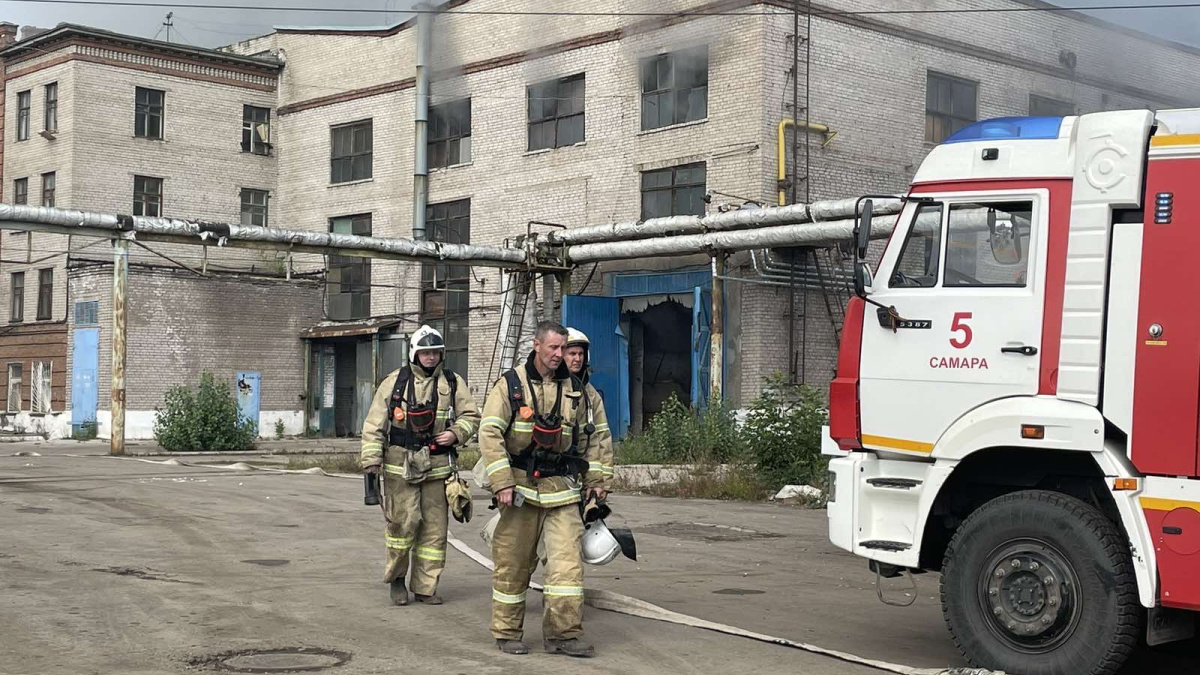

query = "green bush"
[[72, 420, 98, 441], [742, 374, 827, 489], [616, 393, 743, 465], [274, 418, 285, 440], [153, 372, 257, 452]]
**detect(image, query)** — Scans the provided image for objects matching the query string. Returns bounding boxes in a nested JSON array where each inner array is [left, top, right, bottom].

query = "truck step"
[[865, 477, 922, 489], [860, 540, 911, 552]]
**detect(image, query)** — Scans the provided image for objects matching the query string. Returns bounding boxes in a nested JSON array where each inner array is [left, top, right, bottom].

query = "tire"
[[940, 490, 1140, 675]]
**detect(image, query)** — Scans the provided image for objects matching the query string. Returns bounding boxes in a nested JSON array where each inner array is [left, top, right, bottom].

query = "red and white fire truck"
[[825, 109, 1200, 675]]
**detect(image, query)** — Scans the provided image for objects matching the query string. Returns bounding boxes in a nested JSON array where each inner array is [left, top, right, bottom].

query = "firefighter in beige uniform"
[[479, 321, 597, 658], [361, 326, 480, 606], [564, 328, 615, 494]]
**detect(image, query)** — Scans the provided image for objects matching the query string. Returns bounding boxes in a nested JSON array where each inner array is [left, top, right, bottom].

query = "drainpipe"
[[777, 119, 836, 206], [412, 4, 433, 240]]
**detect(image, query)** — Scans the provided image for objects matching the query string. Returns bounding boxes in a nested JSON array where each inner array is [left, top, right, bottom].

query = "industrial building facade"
[[3, 0, 1199, 438]]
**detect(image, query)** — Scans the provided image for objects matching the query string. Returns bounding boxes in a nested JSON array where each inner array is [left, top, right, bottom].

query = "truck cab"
[[827, 110, 1200, 675]]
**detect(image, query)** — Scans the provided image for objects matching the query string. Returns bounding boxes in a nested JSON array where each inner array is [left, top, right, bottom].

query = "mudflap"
[[1147, 606, 1196, 647]]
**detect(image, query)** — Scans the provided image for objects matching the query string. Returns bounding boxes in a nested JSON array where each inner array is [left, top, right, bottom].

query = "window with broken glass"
[[327, 214, 372, 320], [31, 361, 51, 414], [640, 163, 706, 220], [242, 105, 271, 155], [240, 188, 269, 227], [421, 199, 470, 378], [528, 74, 585, 151], [429, 99, 471, 169], [640, 47, 708, 131], [331, 120, 373, 183]]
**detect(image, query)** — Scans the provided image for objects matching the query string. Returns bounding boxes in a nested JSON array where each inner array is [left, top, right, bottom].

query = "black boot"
[[389, 578, 409, 606], [496, 639, 530, 655], [544, 638, 595, 658]]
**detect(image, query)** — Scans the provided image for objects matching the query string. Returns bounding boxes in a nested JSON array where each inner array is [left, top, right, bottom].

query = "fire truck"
[[825, 109, 1200, 675]]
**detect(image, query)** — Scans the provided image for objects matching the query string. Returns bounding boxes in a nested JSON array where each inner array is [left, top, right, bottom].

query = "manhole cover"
[[641, 522, 784, 543], [192, 648, 350, 673], [713, 588, 766, 595]]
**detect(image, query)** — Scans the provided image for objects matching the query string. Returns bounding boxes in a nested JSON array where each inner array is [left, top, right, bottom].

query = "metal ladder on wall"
[[488, 269, 535, 384]]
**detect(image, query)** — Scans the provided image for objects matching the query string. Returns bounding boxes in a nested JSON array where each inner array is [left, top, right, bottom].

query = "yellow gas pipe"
[[777, 119, 837, 205]]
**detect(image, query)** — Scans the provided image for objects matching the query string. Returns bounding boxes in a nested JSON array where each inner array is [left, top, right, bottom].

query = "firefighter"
[[360, 325, 480, 606], [479, 321, 595, 658], [564, 328, 614, 499]]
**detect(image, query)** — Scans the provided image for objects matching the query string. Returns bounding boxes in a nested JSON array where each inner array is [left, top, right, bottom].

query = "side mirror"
[[987, 209, 1022, 265], [855, 199, 874, 260]]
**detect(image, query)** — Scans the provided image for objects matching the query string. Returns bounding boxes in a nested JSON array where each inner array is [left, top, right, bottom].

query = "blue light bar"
[[943, 116, 1065, 144]]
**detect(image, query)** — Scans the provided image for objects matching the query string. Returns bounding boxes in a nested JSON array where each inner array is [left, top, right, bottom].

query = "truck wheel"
[[940, 490, 1139, 675]]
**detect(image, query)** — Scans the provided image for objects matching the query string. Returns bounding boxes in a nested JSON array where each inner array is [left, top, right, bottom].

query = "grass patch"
[[614, 462, 772, 501], [285, 454, 361, 474]]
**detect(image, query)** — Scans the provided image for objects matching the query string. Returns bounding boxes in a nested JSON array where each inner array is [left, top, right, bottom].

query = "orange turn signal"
[[1021, 425, 1045, 440], [1113, 478, 1139, 491]]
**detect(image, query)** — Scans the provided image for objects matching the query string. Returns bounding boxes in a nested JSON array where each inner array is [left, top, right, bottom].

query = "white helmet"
[[581, 520, 621, 565], [410, 325, 445, 360], [566, 327, 590, 350]]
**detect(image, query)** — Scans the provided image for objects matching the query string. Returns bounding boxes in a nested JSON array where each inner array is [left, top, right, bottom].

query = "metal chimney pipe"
[[412, 4, 433, 241]]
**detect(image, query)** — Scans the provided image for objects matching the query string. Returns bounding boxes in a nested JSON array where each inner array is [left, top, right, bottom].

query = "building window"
[[134, 87, 164, 140], [640, 47, 708, 131], [925, 72, 977, 143], [16, 90, 30, 141], [31, 361, 51, 414], [74, 300, 98, 325], [327, 214, 371, 319], [44, 82, 57, 132], [1029, 94, 1075, 117], [7, 363, 22, 412], [429, 99, 471, 169], [242, 105, 271, 155], [41, 172, 55, 207], [421, 200, 470, 377], [36, 269, 52, 321], [240, 188, 269, 227], [13, 178, 27, 205], [11, 272, 24, 323], [528, 74, 584, 151], [330, 120, 373, 183], [133, 176, 162, 217], [640, 163, 706, 220]]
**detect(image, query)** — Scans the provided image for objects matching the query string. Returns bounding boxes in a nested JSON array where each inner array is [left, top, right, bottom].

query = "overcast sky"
[[0, 1, 1195, 49]]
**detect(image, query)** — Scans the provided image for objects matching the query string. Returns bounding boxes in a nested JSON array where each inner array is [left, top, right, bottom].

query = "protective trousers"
[[382, 472, 448, 596], [490, 502, 585, 641]]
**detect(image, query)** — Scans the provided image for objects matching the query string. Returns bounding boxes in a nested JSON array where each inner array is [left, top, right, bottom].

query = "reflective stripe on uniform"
[[436, 412, 450, 419], [383, 463, 405, 475], [512, 422, 534, 433], [588, 461, 604, 473], [593, 423, 610, 432], [492, 588, 527, 604], [428, 465, 453, 479], [486, 458, 511, 476], [514, 484, 581, 506], [455, 419, 476, 436], [543, 584, 584, 597], [415, 546, 445, 562], [386, 535, 413, 550], [482, 416, 508, 430], [361, 440, 383, 453]]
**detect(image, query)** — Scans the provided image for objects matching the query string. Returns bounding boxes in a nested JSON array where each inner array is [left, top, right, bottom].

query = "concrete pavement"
[[1, 442, 1195, 675]]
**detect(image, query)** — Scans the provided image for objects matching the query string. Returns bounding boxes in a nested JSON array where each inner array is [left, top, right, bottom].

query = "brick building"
[[3, 1, 1200, 439]]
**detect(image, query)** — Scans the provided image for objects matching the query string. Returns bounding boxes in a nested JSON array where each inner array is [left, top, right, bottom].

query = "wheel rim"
[[976, 538, 1082, 654]]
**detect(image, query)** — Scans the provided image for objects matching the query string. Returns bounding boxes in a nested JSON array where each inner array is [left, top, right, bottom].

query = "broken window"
[[925, 72, 977, 143], [528, 74, 585, 151], [10, 272, 22, 323], [41, 172, 55, 207], [13, 178, 27, 205], [36, 269, 52, 321], [240, 188, 269, 227], [640, 162, 706, 220], [242, 105, 271, 155], [330, 120, 373, 183], [1029, 94, 1075, 117], [7, 363, 22, 412], [16, 90, 29, 141], [44, 82, 57, 132], [135, 87, 164, 140], [133, 176, 162, 217], [429, 99, 471, 169], [31, 361, 51, 414], [640, 47, 708, 131], [422, 199, 470, 377], [327, 214, 372, 320]]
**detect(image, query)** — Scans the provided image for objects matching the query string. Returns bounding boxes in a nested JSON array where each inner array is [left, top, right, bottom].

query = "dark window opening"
[[429, 99, 472, 169], [327, 214, 372, 319], [242, 105, 271, 155], [135, 87, 165, 140], [240, 188, 269, 227], [422, 199, 470, 378], [36, 269, 52, 321], [528, 74, 585, 151], [640, 47, 708, 131], [331, 120, 373, 183], [640, 163, 706, 221], [925, 72, 977, 143], [16, 90, 30, 141], [133, 176, 162, 217], [44, 83, 57, 132]]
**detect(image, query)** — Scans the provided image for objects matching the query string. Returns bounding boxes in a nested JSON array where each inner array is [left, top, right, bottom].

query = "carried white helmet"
[[566, 327, 590, 350], [410, 325, 445, 360], [581, 520, 621, 566]]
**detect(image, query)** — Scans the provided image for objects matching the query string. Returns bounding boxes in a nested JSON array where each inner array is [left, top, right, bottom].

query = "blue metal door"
[[236, 371, 261, 433], [71, 328, 99, 432], [691, 286, 712, 410], [562, 295, 629, 439]]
